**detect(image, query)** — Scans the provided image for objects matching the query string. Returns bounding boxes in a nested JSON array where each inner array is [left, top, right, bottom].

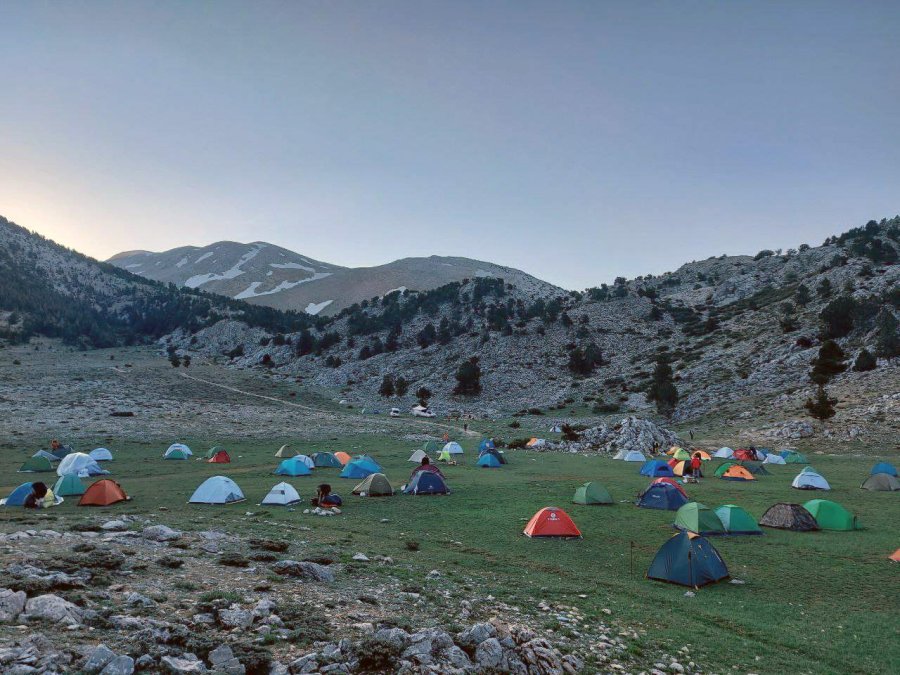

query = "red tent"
[[734, 448, 758, 461], [79, 479, 129, 506], [651, 477, 688, 496], [209, 450, 231, 464], [523, 507, 582, 538]]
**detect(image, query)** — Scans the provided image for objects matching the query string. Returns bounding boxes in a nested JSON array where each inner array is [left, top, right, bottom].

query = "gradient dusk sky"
[[1, 1, 897, 289]]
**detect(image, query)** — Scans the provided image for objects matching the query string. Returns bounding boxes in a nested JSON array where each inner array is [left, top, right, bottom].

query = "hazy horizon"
[[2, 1, 898, 289]]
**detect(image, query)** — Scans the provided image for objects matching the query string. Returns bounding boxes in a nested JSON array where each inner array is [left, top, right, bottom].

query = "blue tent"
[[1, 482, 34, 506], [871, 462, 897, 477], [636, 483, 689, 511], [353, 455, 382, 471], [647, 531, 730, 588], [340, 459, 379, 479], [479, 439, 495, 452], [274, 458, 312, 477], [32, 450, 59, 463], [189, 476, 245, 504], [312, 452, 343, 468], [640, 460, 675, 478], [403, 471, 450, 495], [476, 454, 501, 468]]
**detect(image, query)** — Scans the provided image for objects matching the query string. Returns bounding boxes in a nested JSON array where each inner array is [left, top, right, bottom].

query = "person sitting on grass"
[[23, 482, 48, 509], [410, 456, 444, 480], [311, 483, 342, 508]]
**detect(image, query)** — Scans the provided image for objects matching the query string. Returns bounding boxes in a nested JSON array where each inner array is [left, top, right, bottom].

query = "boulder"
[[24, 594, 83, 625], [142, 526, 181, 542], [83, 644, 116, 673], [161, 654, 208, 673], [207, 645, 245, 675], [270, 561, 334, 582], [100, 656, 136, 675], [0, 589, 26, 623]]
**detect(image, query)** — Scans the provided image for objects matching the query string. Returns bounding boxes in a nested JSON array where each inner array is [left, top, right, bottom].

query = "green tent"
[[54, 474, 86, 497], [352, 473, 394, 497], [572, 482, 613, 505], [674, 502, 725, 536], [742, 463, 770, 476], [423, 440, 442, 454], [437, 449, 452, 462], [714, 504, 762, 535], [803, 499, 860, 531], [714, 461, 738, 478], [784, 452, 809, 464], [165, 449, 189, 460], [672, 448, 692, 461], [18, 456, 54, 473], [205, 446, 224, 459]]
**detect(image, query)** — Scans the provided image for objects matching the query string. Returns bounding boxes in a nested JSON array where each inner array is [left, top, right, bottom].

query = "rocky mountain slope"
[[165, 218, 900, 442], [109, 243, 561, 316]]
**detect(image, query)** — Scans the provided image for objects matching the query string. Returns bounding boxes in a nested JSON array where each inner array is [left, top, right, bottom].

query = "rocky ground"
[[0, 517, 701, 675]]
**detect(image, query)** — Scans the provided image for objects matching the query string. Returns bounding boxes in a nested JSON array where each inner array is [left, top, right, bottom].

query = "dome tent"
[[759, 503, 819, 531], [261, 482, 301, 506], [274, 458, 312, 477], [79, 480, 129, 506], [720, 465, 755, 482], [622, 450, 646, 462], [803, 499, 860, 531], [54, 474, 86, 497], [523, 507, 582, 538], [870, 462, 897, 477], [1, 483, 35, 506], [205, 446, 225, 459], [312, 452, 343, 468], [673, 502, 726, 536], [861, 473, 900, 491], [572, 482, 613, 505], [408, 449, 428, 463], [275, 445, 298, 458], [479, 448, 507, 465], [19, 456, 54, 473], [781, 450, 808, 463], [209, 450, 231, 464], [31, 450, 60, 463], [479, 439, 495, 452], [340, 457, 381, 479], [402, 471, 449, 495], [792, 471, 830, 490], [647, 532, 729, 588], [714, 461, 738, 477], [640, 460, 675, 478], [57, 453, 109, 478], [89, 448, 113, 462], [714, 505, 762, 535], [164, 448, 189, 460], [189, 476, 245, 505], [352, 473, 394, 497], [651, 477, 688, 497], [476, 453, 502, 468], [443, 442, 464, 455], [422, 440, 442, 454], [166, 443, 192, 457], [713, 447, 734, 458], [762, 454, 786, 465], [637, 483, 689, 511], [334, 452, 352, 466], [295, 454, 315, 469]]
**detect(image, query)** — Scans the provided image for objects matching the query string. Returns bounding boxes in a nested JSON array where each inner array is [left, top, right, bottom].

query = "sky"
[[1, 1, 898, 290]]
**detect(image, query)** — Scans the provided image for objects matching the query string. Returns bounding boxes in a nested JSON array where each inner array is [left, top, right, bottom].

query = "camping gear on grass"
[[18, 456, 54, 473], [673, 502, 726, 536], [714, 504, 762, 535], [792, 470, 830, 490], [637, 482, 689, 511], [57, 453, 108, 477], [402, 471, 449, 495], [524, 507, 582, 538], [759, 503, 819, 531], [861, 473, 900, 491], [274, 458, 312, 477], [79, 480, 129, 506], [720, 465, 755, 482], [261, 482, 301, 506], [647, 531, 729, 588], [476, 453, 502, 468], [166, 443, 192, 457], [352, 473, 394, 496], [803, 499, 860, 531]]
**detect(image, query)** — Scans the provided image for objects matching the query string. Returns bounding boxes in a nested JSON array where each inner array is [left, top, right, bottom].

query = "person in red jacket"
[[690, 452, 703, 480]]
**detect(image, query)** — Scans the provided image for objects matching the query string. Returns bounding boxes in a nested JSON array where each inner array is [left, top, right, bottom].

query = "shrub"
[[453, 357, 482, 395], [820, 297, 857, 338], [378, 374, 395, 397], [809, 339, 847, 385], [875, 309, 899, 358], [805, 386, 837, 423], [852, 349, 877, 372]]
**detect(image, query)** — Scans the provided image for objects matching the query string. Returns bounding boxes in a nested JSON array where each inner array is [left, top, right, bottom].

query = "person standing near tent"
[[23, 482, 48, 509], [311, 484, 342, 508], [442, 432, 450, 443], [690, 452, 703, 480], [410, 456, 444, 480]]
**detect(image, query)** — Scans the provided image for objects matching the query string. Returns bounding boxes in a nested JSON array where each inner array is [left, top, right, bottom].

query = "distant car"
[[389, 408, 401, 418], [411, 405, 435, 418]]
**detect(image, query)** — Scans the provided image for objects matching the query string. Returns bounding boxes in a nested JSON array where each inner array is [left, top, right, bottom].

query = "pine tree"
[[395, 376, 409, 397], [852, 349, 877, 372], [874, 309, 899, 358], [416, 386, 432, 406], [805, 386, 837, 424], [378, 374, 395, 397], [817, 278, 832, 299], [646, 356, 678, 417], [453, 357, 482, 395], [794, 284, 811, 306], [809, 339, 847, 385]]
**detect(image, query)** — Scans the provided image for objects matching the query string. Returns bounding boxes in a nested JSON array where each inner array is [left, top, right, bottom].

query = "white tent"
[[623, 450, 647, 462], [166, 443, 192, 457], [408, 449, 428, 463], [189, 476, 245, 504], [713, 447, 734, 458], [57, 453, 109, 478], [295, 454, 315, 469], [763, 454, 786, 465], [89, 448, 113, 462], [261, 482, 302, 506], [792, 471, 830, 490], [443, 442, 464, 455], [613, 448, 629, 460]]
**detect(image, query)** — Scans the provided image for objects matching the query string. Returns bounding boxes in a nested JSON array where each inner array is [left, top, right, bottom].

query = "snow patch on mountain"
[[304, 300, 333, 315], [185, 245, 265, 289]]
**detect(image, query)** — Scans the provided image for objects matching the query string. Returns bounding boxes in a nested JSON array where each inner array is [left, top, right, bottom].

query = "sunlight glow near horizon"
[[1, 1, 898, 289]]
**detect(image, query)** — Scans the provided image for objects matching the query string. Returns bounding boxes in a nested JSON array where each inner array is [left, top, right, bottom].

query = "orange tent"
[[695, 451, 712, 461], [334, 452, 352, 466], [890, 549, 900, 563], [79, 479, 129, 506], [667, 446, 683, 456], [671, 460, 690, 477], [523, 507, 582, 538], [208, 450, 230, 464], [652, 477, 688, 496], [721, 465, 755, 481]]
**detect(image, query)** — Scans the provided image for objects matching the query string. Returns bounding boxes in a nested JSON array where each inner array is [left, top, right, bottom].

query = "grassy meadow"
[[2, 425, 898, 675]]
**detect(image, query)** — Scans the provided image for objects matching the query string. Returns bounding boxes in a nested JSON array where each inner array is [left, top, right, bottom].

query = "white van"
[[389, 408, 401, 418], [411, 405, 435, 418]]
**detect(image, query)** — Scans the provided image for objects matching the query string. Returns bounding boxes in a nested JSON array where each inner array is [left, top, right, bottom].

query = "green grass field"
[[2, 428, 898, 674]]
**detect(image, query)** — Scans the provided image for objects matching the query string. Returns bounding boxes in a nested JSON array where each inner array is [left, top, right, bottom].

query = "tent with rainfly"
[[261, 482, 302, 506], [523, 507, 581, 538], [652, 477, 688, 497], [714, 505, 762, 535], [209, 450, 231, 464], [89, 448, 113, 462], [408, 449, 428, 463], [713, 447, 734, 459], [870, 462, 897, 477], [476, 453, 502, 468], [640, 460, 675, 478], [205, 446, 224, 459], [670, 460, 693, 477], [340, 458, 381, 479], [32, 450, 59, 463], [622, 450, 646, 462], [352, 473, 394, 496], [167, 443, 192, 457], [781, 450, 809, 464], [312, 452, 343, 468], [443, 442, 464, 455], [402, 471, 450, 495], [275, 445, 298, 458], [647, 532, 730, 587], [763, 454, 786, 465], [759, 503, 819, 531], [742, 463, 769, 476], [334, 452, 352, 466], [189, 476, 245, 504], [637, 482, 689, 511], [275, 458, 312, 477], [572, 482, 613, 505], [423, 440, 442, 454], [673, 502, 726, 536], [792, 470, 830, 490], [479, 448, 507, 465], [53, 474, 86, 497], [803, 499, 860, 531], [720, 465, 755, 482], [57, 453, 108, 477], [714, 461, 738, 477], [164, 448, 189, 460], [861, 473, 900, 491], [671, 448, 692, 461], [1, 483, 35, 506], [79, 479, 130, 506], [19, 456, 54, 473], [479, 439, 495, 452]]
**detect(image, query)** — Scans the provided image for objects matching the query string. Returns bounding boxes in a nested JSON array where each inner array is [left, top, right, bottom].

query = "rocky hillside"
[[0, 216, 320, 348], [109, 243, 562, 316], [166, 218, 900, 441]]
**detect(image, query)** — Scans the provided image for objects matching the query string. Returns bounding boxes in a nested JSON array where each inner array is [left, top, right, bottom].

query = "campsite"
[[0, 344, 897, 674]]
